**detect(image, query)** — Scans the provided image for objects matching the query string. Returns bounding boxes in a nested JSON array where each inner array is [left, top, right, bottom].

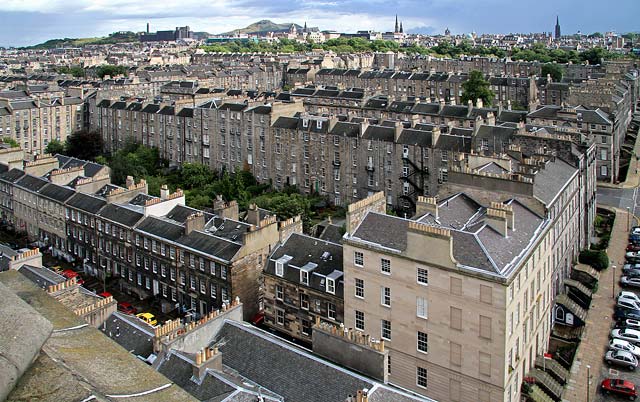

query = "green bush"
[[578, 249, 609, 271]]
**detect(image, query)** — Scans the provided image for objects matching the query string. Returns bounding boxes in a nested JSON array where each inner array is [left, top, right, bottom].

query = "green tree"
[[180, 163, 215, 189], [579, 47, 607, 65], [45, 139, 65, 155], [95, 64, 127, 79], [461, 70, 495, 107], [251, 193, 311, 221], [65, 130, 104, 160], [541, 63, 564, 82], [0, 137, 19, 148]]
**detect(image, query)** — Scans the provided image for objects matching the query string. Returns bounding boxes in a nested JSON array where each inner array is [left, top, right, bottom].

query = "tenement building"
[[340, 145, 585, 401]]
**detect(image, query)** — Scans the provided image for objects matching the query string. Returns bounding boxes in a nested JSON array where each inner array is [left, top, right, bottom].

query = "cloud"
[[0, 0, 638, 47]]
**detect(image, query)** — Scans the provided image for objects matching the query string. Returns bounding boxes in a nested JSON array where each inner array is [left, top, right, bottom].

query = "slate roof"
[[178, 231, 241, 262], [37, 183, 75, 203], [102, 312, 155, 358], [16, 265, 65, 289], [98, 204, 144, 227], [16, 174, 48, 192], [0, 168, 26, 183], [215, 322, 375, 402], [136, 216, 184, 241], [330, 121, 360, 138], [532, 158, 578, 205], [363, 125, 395, 142], [397, 129, 434, 147], [266, 233, 344, 296], [65, 192, 106, 213]]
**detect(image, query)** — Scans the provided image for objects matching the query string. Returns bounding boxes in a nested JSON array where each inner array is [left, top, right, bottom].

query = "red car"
[[118, 302, 137, 315], [601, 378, 637, 400], [61, 269, 84, 285], [629, 244, 640, 252]]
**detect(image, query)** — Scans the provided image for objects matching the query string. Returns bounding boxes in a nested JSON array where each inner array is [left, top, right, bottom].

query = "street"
[[598, 186, 640, 218]]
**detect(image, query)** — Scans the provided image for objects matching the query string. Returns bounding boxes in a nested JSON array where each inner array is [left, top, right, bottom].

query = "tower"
[[400, 22, 403, 34], [146, 22, 149, 34], [395, 15, 399, 33], [555, 16, 561, 40]]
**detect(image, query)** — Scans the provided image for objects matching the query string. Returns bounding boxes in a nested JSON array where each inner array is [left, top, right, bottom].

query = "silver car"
[[610, 338, 640, 357], [605, 350, 639, 370], [612, 328, 640, 345], [621, 277, 640, 288], [619, 299, 640, 310]]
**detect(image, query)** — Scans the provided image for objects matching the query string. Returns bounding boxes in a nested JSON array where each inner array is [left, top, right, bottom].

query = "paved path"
[[563, 208, 628, 402]]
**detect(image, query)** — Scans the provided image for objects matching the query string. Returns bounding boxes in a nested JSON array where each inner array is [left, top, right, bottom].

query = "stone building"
[[263, 232, 344, 343]]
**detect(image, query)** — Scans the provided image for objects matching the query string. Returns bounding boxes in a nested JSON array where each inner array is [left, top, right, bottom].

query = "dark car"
[[615, 307, 640, 321], [601, 378, 638, 400], [117, 302, 137, 315], [629, 244, 640, 252]]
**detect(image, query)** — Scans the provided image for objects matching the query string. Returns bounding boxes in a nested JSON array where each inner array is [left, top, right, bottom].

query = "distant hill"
[[221, 20, 302, 35], [26, 32, 139, 49]]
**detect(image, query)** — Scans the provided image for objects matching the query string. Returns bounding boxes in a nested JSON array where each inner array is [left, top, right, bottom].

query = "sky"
[[0, 0, 638, 47]]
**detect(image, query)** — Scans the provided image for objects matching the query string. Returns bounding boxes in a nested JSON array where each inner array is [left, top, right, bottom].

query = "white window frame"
[[417, 267, 429, 285]]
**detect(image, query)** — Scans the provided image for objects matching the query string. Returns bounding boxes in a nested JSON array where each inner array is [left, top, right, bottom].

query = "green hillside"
[[27, 32, 139, 49], [222, 20, 302, 35]]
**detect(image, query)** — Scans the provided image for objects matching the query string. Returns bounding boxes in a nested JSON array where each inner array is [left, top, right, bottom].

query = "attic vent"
[[321, 251, 330, 261]]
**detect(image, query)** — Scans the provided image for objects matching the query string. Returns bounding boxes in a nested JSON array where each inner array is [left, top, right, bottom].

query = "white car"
[[619, 291, 640, 304], [619, 319, 640, 330], [619, 299, 640, 310], [612, 328, 640, 345], [605, 350, 639, 370], [610, 338, 640, 357], [621, 277, 640, 288]]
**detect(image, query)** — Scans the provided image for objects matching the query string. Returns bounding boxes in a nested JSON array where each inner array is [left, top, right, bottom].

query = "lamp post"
[[586, 364, 591, 402], [613, 264, 617, 299]]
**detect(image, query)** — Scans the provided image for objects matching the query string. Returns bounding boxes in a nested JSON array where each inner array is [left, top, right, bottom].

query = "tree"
[[95, 64, 127, 79], [579, 47, 607, 65], [541, 63, 564, 82], [45, 139, 65, 155], [0, 137, 19, 148], [65, 130, 104, 160], [461, 70, 495, 107], [180, 163, 215, 189], [251, 193, 311, 221]]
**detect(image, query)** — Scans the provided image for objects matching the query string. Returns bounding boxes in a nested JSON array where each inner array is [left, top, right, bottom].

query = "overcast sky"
[[1, 0, 638, 47]]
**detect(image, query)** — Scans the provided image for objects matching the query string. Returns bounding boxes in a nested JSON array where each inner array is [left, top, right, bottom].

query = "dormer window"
[[300, 270, 309, 285], [276, 261, 284, 277], [326, 278, 335, 294]]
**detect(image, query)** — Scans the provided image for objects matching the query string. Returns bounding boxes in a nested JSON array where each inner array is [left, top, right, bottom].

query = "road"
[[597, 186, 640, 218]]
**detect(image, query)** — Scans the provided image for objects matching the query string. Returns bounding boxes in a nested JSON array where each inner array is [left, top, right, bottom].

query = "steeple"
[[399, 22, 403, 34], [304, 21, 308, 33], [555, 16, 561, 40], [395, 15, 399, 33]]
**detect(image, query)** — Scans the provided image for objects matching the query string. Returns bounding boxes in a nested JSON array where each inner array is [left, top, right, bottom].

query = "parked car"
[[619, 299, 640, 311], [136, 312, 157, 326], [629, 244, 640, 252], [615, 307, 640, 321], [610, 338, 640, 357], [624, 265, 640, 273], [612, 328, 640, 346], [618, 319, 640, 331], [622, 277, 640, 288], [620, 291, 640, 304], [60, 269, 84, 285], [117, 302, 137, 315], [601, 378, 638, 400], [628, 253, 640, 263], [605, 350, 639, 370]]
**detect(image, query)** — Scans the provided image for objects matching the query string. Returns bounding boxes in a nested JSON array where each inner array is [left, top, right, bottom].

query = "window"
[[221, 266, 227, 280], [480, 315, 492, 339], [417, 367, 428, 388], [417, 267, 429, 285], [300, 270, 309, 285], [300, 293, 309, 310], [381, 286, 391, 307], [301, 319, 312, 336], [327, 302, 336, 320], [381, 319, 391, 340], [326, 278, 335, 294], [276, 309, 285, 325], [479, 352, 491, 376], [275, 284, 283, 300], [480, 285, 493, 304], [354, 251, 364, 267], [450, 277, 462, 295], [417, 297, 428, 318], [211, 284, 217, 299], [275, 261, 284, 277], [450, 342, 462, 366], [450, 307, 462, 330], [355, 278, 364, 298], [355, 310, 365, 330], [381, 258, 391, 274], [418, 331, 428, 353]]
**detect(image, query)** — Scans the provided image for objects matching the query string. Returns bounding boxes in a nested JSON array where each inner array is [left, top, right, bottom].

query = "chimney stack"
[[476, 98, 483, 109], [485, 207, 508, 237], [185, 212, 205, 235], [160, 184, 169, 200], [125, 175, 134, 188], [416, 196, 438, 219]]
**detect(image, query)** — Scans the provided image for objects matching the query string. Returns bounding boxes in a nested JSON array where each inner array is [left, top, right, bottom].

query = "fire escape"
[[399, 148, 429, 214]]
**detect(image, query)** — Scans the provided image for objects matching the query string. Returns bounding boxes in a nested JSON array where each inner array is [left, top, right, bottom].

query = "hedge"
[[578, 249, 610, 271]]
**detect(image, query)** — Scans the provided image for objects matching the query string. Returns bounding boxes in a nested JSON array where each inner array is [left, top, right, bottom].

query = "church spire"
[[395, 14, 399, 33], [400, 22, 403, 33], [554, 15, 561, 40]]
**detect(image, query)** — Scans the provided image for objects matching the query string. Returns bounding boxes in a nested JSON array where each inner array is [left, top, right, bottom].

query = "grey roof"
[[352, 213, 409, 251], [532, 158, 578, 205], [16, 265, 65, 289], [266, 233, 344, 296], [37, 183, 75, 203], [0, 168, 26, 183], [363, 125, 395, 142], [136, 216, 184, 242], [177, 231, 241, 262], [15, 174, 49, 192], [158, 353, 236, 401], [65, 192, 107, 213], [98, 204, 144, 227], [215, 321, 374, 402], [102, 312, 155, 358]]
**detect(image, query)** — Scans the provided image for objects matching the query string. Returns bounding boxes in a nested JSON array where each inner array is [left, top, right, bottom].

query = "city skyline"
[[0, 0, 638, 47]]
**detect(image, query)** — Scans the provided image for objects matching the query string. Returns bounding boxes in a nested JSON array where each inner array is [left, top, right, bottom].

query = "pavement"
[[564, 120, 640, 401]]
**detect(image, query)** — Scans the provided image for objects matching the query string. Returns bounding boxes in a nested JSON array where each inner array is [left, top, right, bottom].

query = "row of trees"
[[203, 38, 632, 64]]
